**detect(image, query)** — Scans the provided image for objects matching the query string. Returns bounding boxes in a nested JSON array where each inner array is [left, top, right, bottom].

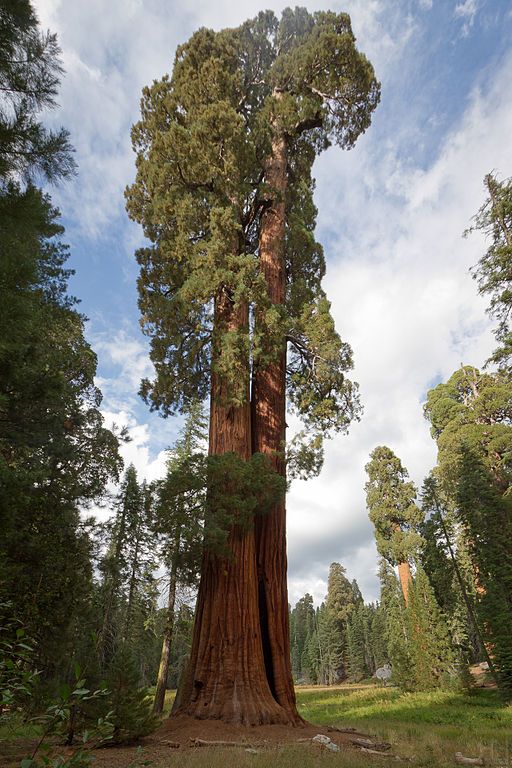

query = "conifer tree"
[[324, 562, 358, 679], [424, 366, 512, 496], [126, 9, 379, 724], [467, 172, 512, 368], [420, 476, 483, 663], [152, 402, 207, 714], [456, 448, 512, 697], [289, 593, 316, 681], [347, 603, 372, 680], [0, 0, 75, 182], [97, 465, 155, 671], [0, 0, 121, 680], [406, 566, 456, 690], [365, 446, 423, 603], [247, 9, 379, 712]]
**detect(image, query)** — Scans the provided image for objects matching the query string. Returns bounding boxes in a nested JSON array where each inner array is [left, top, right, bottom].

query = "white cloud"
[[286, 49, 512, 606], [454, 0, 479, 36], [31, 1, 512, 608], [101, 409, 168, 484]]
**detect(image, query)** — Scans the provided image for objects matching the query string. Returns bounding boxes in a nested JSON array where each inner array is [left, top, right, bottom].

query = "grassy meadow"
[[1, 682, 511, 768], [150, 683, 512, 768]]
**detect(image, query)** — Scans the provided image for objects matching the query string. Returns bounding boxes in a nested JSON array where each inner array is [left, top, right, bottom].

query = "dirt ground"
[[0, 717, 377, 768]]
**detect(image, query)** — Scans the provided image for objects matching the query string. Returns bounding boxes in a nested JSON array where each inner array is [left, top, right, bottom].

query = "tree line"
[[1, 0, 512, 747]]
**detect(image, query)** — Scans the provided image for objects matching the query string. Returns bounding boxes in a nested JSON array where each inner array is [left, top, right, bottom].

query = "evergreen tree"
[[365, 446, 423, 603], [289, 593, 315, 681], [324, 562, 357, 680], [466, 172, 512, 368], [420, 476, 483, 663], [369, 602, 388, 671], [347, 603, 371, 681], [424, 366, 512, 496], [126, 9, 379, 724], [0, 0, 75, 182], [456, 448, 512, 697], [0, 187, 122, 677], [406, 566, 457, 690], [152, 401, 207, 714], [96, 645, 157, 744], [97, 466, 156, 677], [0, 0, 121, 682]]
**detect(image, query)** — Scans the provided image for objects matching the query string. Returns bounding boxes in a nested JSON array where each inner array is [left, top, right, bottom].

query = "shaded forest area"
[[1, 1, 512, 766]]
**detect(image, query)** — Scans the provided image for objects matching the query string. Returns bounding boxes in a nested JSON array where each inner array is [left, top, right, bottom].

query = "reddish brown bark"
[[252, 119, 301, 723], [397, 560, 412, 606], [172, 291, 289, 725]]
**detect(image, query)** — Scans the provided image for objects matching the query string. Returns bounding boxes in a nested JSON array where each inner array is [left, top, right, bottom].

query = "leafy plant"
[[21, 665, 113, 768], [0, 602, 39, 720]]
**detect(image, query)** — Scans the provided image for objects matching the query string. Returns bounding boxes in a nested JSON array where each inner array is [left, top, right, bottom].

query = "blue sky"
[[34, 0, 512, 604]]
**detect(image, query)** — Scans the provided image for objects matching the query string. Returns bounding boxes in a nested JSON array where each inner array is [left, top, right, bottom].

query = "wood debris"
[[455, 753, 485, 766], [350, 736, 392, 752]]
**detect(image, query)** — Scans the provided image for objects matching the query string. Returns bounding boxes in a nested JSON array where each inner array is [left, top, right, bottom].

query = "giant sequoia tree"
[[467, 173, 512, 369], [126, 8, 379, 724], [365, 446, 423, 604]]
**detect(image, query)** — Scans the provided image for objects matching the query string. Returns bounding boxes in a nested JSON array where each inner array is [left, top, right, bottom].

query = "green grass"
[[153, 683, 512, 767], [296, 683, 512, 766], [2, 685, 512, 767]]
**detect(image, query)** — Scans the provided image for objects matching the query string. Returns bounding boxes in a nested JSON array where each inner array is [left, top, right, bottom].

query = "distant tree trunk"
[[252, 104, 301, 724], [153, 555, 178, 715], [398, 561, 412, 606], [97, 514, 126, 666], [172, 291, 290, 724]]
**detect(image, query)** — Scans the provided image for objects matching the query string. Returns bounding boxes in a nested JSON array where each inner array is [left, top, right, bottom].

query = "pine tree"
[[466, 172, 512, 369], [347, 603, 369, 681], [0, 1, 121, 681], [456, 448, 512, 697], [153, 402, 207, 714], [406, 566, 457, 690], [420, 476, 483, 663], [0, 187, 122, 676], [97, 466, 156, 674], [289, 593, 316, 682], [99, 645, 157, 744], [324, 563, 357, 679], [365, 447, 423, 603], [0, 0, 75, 182]]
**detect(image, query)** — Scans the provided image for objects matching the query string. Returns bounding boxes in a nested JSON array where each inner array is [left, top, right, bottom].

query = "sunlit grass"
[[296, 683, 512, 766], [2, 684, 512, 767]]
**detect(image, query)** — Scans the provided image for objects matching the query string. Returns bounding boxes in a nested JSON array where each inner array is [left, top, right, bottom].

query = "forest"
[[1, 1, 512, 767]]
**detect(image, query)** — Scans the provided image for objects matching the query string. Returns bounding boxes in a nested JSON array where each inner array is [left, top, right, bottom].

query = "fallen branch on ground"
[[455, 753, 484, 766], [190, 738, 257, 748], [350, 737, 392, 752]]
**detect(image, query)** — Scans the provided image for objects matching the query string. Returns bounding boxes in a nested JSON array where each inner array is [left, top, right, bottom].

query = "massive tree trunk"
[[397, 560, 412, 606], [172, 291, 289, 725], [252, 116, 301, 723]]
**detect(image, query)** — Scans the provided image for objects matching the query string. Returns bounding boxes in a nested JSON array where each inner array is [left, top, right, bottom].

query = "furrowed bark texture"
[[173, 292, 288, 725], [252, 118, 301, 724], [153, 557, 178, 714], [398, 561, 412, 606]]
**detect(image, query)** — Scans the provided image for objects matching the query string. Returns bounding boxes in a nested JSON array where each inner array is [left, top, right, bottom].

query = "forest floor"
[[1, 682, 511, 768]]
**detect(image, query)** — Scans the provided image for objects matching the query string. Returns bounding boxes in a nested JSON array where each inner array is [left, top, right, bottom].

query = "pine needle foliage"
[[467, 172, 512, 369], [365, 446, 423, 566], [456, 447, 512, 698]]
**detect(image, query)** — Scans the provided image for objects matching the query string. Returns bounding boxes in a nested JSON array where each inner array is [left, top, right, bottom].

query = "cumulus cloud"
[[286, 49, 512, 606], [31, 0, 512, 608]]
